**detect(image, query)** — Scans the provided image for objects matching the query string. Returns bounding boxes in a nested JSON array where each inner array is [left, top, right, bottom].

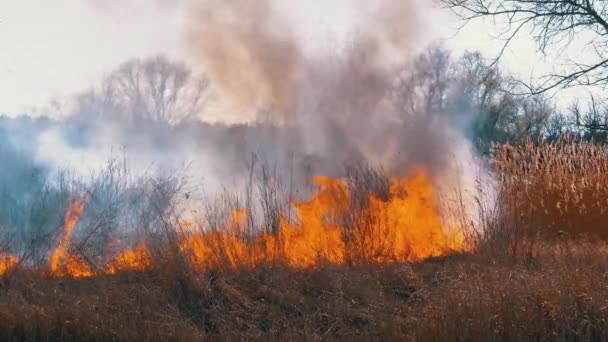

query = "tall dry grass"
[[409, 241, 608, 341], [1, 140, 608, 340], [480, 137, 608, 257]]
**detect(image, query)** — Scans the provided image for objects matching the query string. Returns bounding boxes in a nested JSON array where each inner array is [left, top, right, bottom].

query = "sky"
[[0, 1, 590, 117], [0, 0, 185, 115]]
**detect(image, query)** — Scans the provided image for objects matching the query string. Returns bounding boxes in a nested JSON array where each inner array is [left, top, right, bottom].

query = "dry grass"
[[492, 137, 608, 238], [2, 242, 607, 341], [475, 137, 608, 259], [411, 241, 608, 341], [2, 139, 608, 340]]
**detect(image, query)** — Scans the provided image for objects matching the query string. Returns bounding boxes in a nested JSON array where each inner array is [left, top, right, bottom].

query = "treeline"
[[393, 46, 608, 152], [22, 46, 606, 155], [1, 45, 606, 180]]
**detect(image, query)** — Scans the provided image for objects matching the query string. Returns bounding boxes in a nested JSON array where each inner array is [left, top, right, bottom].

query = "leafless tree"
[[515, 96, 554, 139], [77, 55, 209, 124], [393, 45, 454, 116], [448, 51, 507, 117], [440, 0, 608, 94], [571, 95, 608, 136]]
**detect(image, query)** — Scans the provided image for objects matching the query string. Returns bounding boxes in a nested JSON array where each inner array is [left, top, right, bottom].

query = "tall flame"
[[2, 169, 464, 278], [182, 168, 464, 270], [277, 168, 462, 266], [180, 208, 252, 270], [0, 253, 18, 276], [50, 198, 93, 278]]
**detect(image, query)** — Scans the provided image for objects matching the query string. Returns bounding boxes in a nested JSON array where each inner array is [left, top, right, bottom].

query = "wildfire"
[[106, 241, 151, 274], [0, 168, 465, 278], [276, 168, 462, 266], [182, 168, 464, 270], [275, 176, 348, 267], [181, 208, 253, 270], [49, 198, 93, 278], [0, 253, 18, 276]]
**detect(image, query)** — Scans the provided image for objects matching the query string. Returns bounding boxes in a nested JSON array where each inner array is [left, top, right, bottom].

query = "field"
[[1, 138, 608, 341]]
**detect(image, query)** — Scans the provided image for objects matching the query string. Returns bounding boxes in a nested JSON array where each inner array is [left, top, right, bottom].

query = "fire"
[[275, 168, 461, 266], [181, 168, 464, 270], [50, 198, 93, 278], [181, 208, 253, 270], [276, 176, 348, 267], [0, 253, 18, 276], [1, 168, 464, 279], [106, 241, 151, 274]]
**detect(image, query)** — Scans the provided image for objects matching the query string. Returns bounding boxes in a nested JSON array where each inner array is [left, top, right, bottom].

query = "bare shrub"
[[340, 164, 394, 265]]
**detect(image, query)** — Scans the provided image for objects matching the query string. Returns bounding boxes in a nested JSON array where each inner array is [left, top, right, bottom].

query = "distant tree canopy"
[[393, 46, 564, 151], [439, 0, 608, 133], [62, 48, 604, 150], [75, 55, 210, 125], [439, 0, 608, 93]]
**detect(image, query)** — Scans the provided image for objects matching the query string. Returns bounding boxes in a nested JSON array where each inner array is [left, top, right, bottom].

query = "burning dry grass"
[[0, 167, 463, 279], [1, 139, 608, 340], [0, 254, 17, 278], [49, 198, 91, 279], [2, 243, 608, 340]]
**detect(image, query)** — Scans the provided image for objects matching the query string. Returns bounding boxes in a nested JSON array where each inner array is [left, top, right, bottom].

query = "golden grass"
[[492, 137, 608, 238], [2, 243, 608, 341], [1, 138, 608, 340]]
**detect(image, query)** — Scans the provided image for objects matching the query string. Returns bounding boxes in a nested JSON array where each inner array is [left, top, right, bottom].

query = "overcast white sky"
[[0, 1, 589, 117], [0, 0, 185, 115]]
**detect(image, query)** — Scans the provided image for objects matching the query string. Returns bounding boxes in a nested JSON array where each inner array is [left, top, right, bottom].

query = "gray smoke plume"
[[183, 0, 456, 179], [12, 0, 478, 196], [187, 0, 302, 118], [186, 0, 422, 117], [0, 1, 489, 251]]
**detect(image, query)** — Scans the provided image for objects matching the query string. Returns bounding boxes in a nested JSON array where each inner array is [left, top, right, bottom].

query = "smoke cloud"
[[186, 0, 422, 117], [3, 0, 483, 210], [0, 0, 494, 250], [183, 0, 456, 177], [187, 0, 301, 117]]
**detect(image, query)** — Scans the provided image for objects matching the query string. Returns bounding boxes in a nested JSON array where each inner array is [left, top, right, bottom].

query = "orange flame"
[[0, 253, 18, 276], [275, 176, 348, 267], [276, 168, 461, 266], [180, 168, 464, 271], [106, 240, 151, 274], [50, 198, 93, 278], [26, 168, 462, 278], [181, 208, 253, 270]]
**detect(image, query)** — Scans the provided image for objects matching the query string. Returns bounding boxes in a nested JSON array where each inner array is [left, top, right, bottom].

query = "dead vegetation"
[[485, 137, 608, 256], [1, 139, 608, 340]]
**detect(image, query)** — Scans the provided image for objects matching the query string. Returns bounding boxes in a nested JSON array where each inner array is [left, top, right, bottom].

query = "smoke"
[[184, 0, 452, 174], [0, 0, 498, 253], [86, 0, 180, 13], [187, 0, 422, 117], [5, 0, 477, 193], [187, 0, 301, 118], [1, 0, 488, 215], [182, 0, 488, 226]]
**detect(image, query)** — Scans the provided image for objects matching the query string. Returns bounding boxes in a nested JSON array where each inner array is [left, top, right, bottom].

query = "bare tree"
[[440, 0, 608, 94], [571, 96, 608, 141], [448, 51, 506, 118], [545, 112, 573, 140], [77, 55, 209, 125], [393, 46, 556, 149], [393, 45, 454, 116]]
